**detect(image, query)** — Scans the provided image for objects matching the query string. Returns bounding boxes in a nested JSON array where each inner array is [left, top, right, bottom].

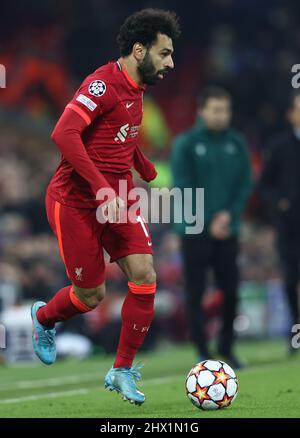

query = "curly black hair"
[[117, 8, 181, 56]]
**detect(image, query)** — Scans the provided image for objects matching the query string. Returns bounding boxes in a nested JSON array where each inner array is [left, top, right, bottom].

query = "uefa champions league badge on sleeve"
[[88, 80, 106, 97]]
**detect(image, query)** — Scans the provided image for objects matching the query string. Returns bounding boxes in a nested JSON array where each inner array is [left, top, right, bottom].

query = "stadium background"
[[0, 0, 299, 362]]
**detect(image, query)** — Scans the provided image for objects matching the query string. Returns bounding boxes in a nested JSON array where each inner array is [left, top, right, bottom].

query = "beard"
[[137, 51, 168, 86]]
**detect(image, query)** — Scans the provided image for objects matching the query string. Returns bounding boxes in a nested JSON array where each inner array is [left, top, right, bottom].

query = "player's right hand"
[[101, 196, 126, 223]]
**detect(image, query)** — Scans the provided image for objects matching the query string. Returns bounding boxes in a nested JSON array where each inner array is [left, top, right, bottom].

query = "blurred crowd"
[[1, 1, 299, 137], [0, 0, 298, 353]]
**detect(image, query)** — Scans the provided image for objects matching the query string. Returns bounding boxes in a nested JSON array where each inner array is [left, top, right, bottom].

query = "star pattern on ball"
[[186, 360, 238, 411], [213, 368, 231, 385], [193, 362, 207, 375], [217, 395, 232, 408], [192, 384, 210, 402]]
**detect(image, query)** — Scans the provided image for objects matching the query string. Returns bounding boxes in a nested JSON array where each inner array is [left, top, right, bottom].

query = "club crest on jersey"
[[89, 80, 106, 97]]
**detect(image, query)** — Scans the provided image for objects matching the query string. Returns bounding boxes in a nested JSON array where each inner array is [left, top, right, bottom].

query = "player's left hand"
[[139, 166, 157, 182], [133, 146, 157, 182]]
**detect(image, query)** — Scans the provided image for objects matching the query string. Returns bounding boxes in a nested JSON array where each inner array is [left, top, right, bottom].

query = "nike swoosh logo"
[[147, 241, 152, 246], [126, 102, 134, 108]]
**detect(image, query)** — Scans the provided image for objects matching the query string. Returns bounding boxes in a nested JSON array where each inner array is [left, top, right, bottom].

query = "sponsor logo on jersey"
[[128, 125, 140, 139], [114, 123, 130, 142], [76, 94, 97, 111], [88, 80, 106, 97], [114, 124, 141, 143]]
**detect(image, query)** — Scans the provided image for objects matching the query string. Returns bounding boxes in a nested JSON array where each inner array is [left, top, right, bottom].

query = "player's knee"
[[73, 283, 106, 309], [130, 266, 157, 285]]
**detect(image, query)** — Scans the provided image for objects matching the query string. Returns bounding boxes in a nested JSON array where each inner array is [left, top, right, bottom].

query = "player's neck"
[[118, 57, 143, 87]]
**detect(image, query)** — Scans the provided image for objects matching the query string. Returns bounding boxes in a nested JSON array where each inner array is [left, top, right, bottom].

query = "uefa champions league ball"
[[185, 360, 239, 410]]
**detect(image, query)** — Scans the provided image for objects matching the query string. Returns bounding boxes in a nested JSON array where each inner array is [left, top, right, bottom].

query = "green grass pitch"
[[0, 339, 299, 418]]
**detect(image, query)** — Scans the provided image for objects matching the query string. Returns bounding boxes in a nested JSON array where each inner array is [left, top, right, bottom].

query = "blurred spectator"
[[171, 86, 252, 367], [259, 91, 300, 353]]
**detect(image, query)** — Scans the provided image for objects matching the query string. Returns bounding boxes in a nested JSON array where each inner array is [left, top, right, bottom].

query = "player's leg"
[[31, 283, 105, 365], [105, 254, 156, 405], [35, 283, 106, 328], [31, 194, 106, 365], [102, 215, 155, 404], [113, 253, 156, 368]]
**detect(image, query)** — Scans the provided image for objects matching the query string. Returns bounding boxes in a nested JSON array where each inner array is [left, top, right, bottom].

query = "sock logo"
[[133, 324, 150, 333], [75, 267, 83, 281]]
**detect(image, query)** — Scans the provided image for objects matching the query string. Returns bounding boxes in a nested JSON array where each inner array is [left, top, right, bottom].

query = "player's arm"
[[133, 145, 157, 182], [51, 77, 116, 199], [51, 107, 112, 196]]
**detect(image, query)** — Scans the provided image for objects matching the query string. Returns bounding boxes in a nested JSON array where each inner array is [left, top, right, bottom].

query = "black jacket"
[[259, 129, 300, 234]]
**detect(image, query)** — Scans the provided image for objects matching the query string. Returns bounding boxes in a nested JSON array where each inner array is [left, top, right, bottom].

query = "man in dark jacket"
[[260, 92, 300, 353], [171, 87, 252, 367]]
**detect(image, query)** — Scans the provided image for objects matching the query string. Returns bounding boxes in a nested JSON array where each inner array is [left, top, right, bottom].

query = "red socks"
[[113, 282, 156, 369], [36, 282, 156, 369], [37, 286, 92, 328]]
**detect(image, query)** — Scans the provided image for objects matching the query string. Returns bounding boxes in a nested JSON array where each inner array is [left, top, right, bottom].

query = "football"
[[185, 360, 239, 410]]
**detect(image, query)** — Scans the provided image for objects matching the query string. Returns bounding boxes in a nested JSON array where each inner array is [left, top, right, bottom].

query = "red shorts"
[[45, 192, 153, 288]]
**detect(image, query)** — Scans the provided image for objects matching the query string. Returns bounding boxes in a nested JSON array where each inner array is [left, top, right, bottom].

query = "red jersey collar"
[[116, 60, 146, 91]]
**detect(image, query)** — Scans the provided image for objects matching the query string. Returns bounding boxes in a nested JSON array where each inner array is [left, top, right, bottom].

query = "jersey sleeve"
[[133, 145, 157, 182], [66, 76, 116, 126], [51, 108, 113, 194]]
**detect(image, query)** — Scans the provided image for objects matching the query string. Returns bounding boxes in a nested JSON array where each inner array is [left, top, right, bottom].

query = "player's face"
[[200, 98, 232, 131], [288, 96, 300, 129], [138, 33, 174, 85]]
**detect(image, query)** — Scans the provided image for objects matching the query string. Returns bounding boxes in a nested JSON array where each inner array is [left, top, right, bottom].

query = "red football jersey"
[[48, 61, 145, 208]]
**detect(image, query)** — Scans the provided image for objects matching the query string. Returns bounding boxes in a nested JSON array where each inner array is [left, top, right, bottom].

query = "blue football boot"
[[104, 363, 145, 405], [31, 301, 56, 365]]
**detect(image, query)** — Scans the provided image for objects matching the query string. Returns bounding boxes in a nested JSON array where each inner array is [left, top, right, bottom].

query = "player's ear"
[[133, 43, 146, 61]]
